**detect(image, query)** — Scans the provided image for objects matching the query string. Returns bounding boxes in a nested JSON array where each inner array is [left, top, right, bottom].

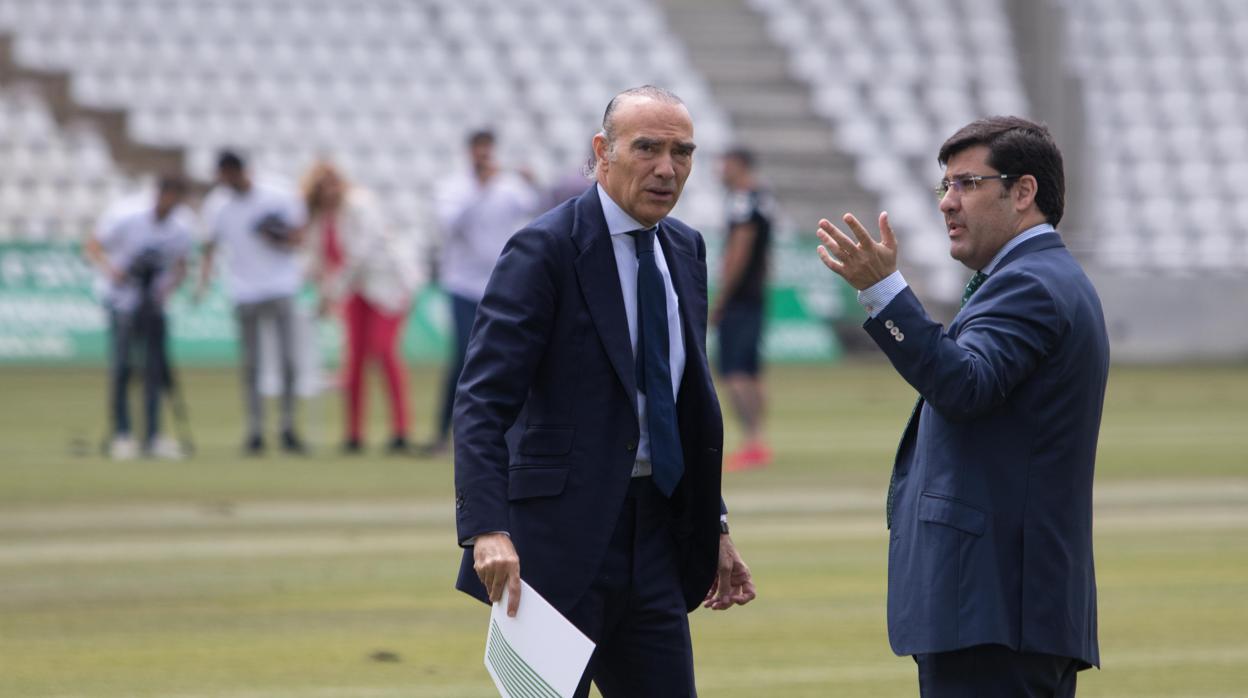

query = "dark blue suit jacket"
[[868, 233, 1108, 668], [453, 187, 724, 619]]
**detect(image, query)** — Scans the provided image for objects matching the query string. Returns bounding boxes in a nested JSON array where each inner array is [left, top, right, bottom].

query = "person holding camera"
[[198, 151, 309, 455], [85, 176, 194, 460]]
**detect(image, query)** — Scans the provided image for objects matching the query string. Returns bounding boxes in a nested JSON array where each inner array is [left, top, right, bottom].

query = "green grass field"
[[1, 362, 1246, 697]]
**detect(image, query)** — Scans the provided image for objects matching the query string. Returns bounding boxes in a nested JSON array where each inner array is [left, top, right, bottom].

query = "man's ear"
[[1014, 174, 1039, 213], [592, 133, 609, 174]]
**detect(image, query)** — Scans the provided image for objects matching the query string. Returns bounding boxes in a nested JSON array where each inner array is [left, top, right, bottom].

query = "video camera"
[[128, 247, 165, 291], [254, 212, 295, 245]]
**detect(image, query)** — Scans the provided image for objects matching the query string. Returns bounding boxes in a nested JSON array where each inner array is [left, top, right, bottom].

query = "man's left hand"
[[704, 534, 756, 610], [816, 212, 898, 290]]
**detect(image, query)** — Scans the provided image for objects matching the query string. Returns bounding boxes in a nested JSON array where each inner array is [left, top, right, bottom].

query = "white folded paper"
[[485, 580, 595, 698]]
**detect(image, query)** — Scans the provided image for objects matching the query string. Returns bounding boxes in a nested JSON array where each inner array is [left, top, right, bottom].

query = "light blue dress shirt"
[[597, 184, 687, 477], [857, 223, 1057, 317]]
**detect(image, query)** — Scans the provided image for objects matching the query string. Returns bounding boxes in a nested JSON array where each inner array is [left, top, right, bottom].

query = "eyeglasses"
[[935, 173, 1019, 199]]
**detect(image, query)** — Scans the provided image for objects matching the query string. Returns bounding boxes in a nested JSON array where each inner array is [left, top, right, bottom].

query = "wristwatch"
[[719, 519, 730, 535]]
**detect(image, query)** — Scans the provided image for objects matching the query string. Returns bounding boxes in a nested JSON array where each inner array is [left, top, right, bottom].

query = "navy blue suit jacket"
[[453, 187, 724, 619], [869, 233, 1108, 668]]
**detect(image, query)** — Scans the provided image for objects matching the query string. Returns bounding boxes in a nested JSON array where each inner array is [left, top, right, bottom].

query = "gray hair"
[[585, 85, 685, 175]]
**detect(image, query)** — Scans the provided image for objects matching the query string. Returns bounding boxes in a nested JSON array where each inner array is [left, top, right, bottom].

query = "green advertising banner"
[[0, 239, 854, 366]]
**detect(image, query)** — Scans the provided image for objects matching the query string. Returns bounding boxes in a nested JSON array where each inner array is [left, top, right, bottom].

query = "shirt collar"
[[597, 184, 650, 237], [982, 222, 1055, 275]]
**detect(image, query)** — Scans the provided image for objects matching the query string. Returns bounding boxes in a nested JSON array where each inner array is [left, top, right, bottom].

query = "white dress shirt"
[[435, 171, 540, 302], [597, 184, 687, 477]]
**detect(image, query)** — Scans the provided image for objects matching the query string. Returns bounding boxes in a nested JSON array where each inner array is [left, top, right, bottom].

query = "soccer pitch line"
[[0, 479, 1244, 566]]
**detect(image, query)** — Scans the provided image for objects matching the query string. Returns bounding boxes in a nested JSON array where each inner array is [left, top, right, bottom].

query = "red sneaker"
[[725, 442, 772, 472]]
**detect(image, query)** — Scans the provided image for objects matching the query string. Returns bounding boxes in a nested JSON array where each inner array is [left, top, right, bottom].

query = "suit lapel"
[[658, 222, 707, 386], [571, 189, 639, 417]]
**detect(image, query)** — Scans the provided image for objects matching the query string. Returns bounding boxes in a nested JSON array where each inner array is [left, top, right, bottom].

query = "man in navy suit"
[[816, 116, 1108, 696], [453, 85, 756, 697]]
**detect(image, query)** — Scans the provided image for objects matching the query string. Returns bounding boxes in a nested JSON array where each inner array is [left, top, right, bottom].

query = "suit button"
[[626, 439, 638, 451], [884, 319, 895, 329], [889, 326, 900, 336], [895, 333, 905, 342]]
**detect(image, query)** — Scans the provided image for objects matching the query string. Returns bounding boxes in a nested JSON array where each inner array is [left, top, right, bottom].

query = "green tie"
[[885, 271, 991, 528], [961, 271, 989, 308]]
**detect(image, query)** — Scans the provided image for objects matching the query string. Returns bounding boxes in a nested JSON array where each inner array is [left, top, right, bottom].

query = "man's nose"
[[654, 153, 675, 179]]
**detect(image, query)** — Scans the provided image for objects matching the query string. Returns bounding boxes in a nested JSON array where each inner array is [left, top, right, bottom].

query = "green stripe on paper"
[[487, 619, 562, 698]]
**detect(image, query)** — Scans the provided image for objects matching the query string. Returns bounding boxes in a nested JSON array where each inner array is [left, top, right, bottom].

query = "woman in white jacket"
[[302, 162, 422, 453]]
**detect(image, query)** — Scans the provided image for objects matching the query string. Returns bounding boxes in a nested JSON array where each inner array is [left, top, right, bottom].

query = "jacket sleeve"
[[452, 227, 560, 544], [866, 269, 1062, 422]]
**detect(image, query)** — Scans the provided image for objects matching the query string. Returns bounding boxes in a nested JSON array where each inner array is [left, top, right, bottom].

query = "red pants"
[[342, 294, 409, 441]]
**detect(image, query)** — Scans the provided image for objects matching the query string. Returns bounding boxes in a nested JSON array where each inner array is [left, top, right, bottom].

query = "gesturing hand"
[[473, 533, 521, 617], [816, 212, 899, 290], [704, 534, 757, 610]]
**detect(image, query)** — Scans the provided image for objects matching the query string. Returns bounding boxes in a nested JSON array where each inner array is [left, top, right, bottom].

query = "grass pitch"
[[1, 362, 1246, 697]]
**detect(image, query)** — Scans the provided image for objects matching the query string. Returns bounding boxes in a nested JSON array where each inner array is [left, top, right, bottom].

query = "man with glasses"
[[815, 116, 1108, 696]]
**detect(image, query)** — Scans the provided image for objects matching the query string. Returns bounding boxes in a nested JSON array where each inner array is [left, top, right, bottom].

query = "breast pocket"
[[918, 493, 987, 537]]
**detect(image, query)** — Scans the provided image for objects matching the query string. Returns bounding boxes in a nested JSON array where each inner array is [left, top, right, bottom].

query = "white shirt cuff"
[[857, 271, 908, 318]]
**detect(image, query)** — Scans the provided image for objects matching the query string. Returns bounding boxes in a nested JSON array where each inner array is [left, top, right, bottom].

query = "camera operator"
[[85, 176, 194, 460], [196, 151, 309, 455]]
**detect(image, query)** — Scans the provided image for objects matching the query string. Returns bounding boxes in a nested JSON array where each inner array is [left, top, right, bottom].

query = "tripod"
[[99, 278, 195, 458]]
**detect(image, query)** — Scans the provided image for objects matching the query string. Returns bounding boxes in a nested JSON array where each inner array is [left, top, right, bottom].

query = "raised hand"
[[816, 212, 898, 290]]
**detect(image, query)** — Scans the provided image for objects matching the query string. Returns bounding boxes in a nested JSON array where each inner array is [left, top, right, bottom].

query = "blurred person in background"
[[85, 175, 194, 460], [197, 151, 309, 456], [423, 128, 540, 456], [816, 116, 1106, 696], [301, 161, 422, 454], [712, 147, 775, 472], [543, 142, 597, 211], [455, 86, 754, 697]]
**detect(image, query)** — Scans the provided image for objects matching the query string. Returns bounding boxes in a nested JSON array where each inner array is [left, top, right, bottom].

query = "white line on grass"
[[2, 479, 1245, 534]]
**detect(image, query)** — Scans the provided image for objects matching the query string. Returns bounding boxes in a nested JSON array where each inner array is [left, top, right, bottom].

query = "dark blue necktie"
[[630, 227, 684, 497], [885, 270, 990, 528]]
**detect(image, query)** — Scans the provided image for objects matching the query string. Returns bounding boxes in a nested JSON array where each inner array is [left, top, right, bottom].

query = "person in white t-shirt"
[[197, 151, 308, 455], [424, 129, 540, 455], [85, 176, 194, 460]]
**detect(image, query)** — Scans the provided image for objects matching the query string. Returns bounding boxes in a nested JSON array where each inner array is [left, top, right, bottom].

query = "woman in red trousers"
[[302, 162, 422, 453]]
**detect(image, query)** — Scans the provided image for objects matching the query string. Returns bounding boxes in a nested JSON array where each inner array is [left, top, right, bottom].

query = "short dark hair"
[[157, 174, 189, 195], [938, 116, 1065, 226], [723, 146, 756, 169], [467, 129, 495, 147], [217, 150, 245, 172]]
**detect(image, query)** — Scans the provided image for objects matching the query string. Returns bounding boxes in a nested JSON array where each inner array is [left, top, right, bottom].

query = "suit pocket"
[[918, 493, 987, 537], [516, 426, 575, 456], [507, 467, 568, 501]]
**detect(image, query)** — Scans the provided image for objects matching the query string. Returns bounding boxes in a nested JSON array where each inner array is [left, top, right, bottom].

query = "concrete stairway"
[[656, 0, 880, 234], [0, 34, 185, 179]]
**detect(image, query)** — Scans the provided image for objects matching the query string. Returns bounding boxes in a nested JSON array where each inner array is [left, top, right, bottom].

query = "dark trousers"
[[915, 644, 1080, 698], [109, 309, 165, 444], [435, 292, 478, 442], [569, 477, 696, 698]]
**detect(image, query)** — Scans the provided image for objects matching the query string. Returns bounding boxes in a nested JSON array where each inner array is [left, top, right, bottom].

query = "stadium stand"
[[1, 0, 1245, 359], [0, 82, 135, 241], [1061, 0, 1248, 272], [0, 0, 734, 240], [745, 0, 1034, 299], [658, 0, 880, 245]]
